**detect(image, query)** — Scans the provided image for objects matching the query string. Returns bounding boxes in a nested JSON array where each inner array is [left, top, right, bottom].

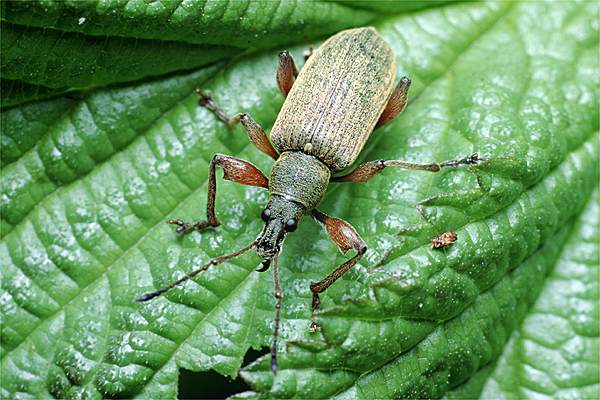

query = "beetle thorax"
[[269, 151, 331, 210]]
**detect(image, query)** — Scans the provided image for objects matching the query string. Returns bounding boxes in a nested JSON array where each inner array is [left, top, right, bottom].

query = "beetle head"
[[256, 195, 305, 263]]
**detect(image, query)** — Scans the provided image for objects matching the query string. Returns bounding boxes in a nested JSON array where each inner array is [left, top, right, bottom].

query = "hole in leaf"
[[178, 347, 269, 399]]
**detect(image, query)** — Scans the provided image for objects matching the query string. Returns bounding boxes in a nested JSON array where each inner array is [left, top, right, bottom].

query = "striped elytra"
[[270, 27, 397, 172]]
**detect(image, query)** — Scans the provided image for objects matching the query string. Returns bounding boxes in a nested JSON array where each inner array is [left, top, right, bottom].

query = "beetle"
[[137, 27, 480, 374]]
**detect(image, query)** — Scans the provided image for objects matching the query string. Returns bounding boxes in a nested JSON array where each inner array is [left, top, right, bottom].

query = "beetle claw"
[[256, 259, 271, 272]]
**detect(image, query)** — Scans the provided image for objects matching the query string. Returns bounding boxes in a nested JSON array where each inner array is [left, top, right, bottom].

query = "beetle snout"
[[256, 240, 279, 259], [256, 221, 285, 259], [257, 230, 283, 259]]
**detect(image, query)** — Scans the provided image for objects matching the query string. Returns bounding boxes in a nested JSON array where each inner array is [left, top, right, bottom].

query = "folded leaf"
[[0, 23, 235, 90]]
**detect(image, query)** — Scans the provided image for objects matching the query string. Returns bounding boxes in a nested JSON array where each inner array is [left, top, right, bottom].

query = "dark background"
[[178, 348, 268, 399]]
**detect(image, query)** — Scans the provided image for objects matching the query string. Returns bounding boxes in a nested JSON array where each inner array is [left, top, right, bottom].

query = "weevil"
[[137, 27, 480, 374]]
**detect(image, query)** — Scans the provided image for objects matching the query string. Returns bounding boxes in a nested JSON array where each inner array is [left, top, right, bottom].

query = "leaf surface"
[[445, 190, 599, 399], [1, 1, 598, 399], [481, 190, 599, 399]]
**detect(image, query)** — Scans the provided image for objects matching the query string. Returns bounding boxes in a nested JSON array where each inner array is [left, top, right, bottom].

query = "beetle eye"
[[261, 208, 271, 222], [285, 218, 297, 232]]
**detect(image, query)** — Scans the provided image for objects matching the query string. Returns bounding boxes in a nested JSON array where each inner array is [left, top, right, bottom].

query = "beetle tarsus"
[[196, 88, 212, 104], [196, 89, 238, 126], [166, 219, 217, 235], [271, 352, 278, 375], [438, 152, 482, 169]]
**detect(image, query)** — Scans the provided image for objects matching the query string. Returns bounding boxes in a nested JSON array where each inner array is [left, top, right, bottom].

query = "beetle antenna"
[[271, 251, 282, 375], [136, 240, 257, 302]]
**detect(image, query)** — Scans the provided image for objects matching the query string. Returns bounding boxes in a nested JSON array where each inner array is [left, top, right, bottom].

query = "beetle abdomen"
[[270, 27, 396, 172]]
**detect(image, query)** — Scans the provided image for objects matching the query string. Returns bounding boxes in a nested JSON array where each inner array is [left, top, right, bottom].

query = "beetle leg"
[[309, 210, 367, 332], [168, 154, 269, 235], [196, 90, 279, 160], [332, 153, 482, 183], [277, 50, 299, 97], [376, 76, 411, 128]]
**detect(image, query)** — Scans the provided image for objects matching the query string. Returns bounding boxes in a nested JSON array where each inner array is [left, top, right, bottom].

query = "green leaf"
[[446, 190, 600, 399], [481, 189, 599, 398], [0, 79, 72, 109], [0, 0, 377, 47], [0, 0, 387, 101], [1, 1, 598, 399], [0, 21, 236, 90]]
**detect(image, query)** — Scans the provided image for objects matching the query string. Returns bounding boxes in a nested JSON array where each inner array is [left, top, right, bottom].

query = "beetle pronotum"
[[138, 27, 480, 374]]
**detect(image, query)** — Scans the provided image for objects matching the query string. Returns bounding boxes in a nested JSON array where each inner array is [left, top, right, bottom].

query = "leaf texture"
[[480, 190, 599, 399], [0, 1, 598, 399]]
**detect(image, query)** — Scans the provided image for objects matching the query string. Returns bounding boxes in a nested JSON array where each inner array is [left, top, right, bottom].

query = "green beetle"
[[138, 27, 480, 374]]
